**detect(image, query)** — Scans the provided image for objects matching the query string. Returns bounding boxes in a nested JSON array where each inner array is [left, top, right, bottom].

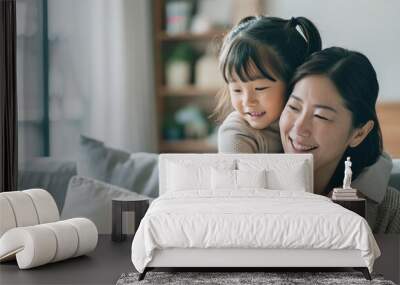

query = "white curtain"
[[48, 0, 157, 158], [16, 0, 45, 162]]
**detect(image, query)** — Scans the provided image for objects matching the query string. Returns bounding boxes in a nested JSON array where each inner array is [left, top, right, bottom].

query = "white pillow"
[[237, 169, 267, 189], [211, 168, 236, 190], [238, 159, 310, 192], [267, 163, 307, 192], [166, 160, 235, 192], [211, 168, 267, 190], [167, 162, 210, 191]]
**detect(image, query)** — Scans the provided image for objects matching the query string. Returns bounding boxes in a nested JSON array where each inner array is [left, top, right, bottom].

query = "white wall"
[[264, 0, 400, 102]]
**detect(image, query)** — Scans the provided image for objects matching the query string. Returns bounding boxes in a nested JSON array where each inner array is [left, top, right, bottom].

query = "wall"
[[264, 0, 400, 102]]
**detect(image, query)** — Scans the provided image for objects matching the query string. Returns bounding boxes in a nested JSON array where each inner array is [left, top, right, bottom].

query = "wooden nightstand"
[[332, 198, 366, 218]]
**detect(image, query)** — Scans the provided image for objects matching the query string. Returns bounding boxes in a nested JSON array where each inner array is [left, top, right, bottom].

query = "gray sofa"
[[18, 136, 159, 212]]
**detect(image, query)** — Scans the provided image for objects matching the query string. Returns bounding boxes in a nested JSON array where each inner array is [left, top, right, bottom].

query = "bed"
[[131, 154, 380, 280]]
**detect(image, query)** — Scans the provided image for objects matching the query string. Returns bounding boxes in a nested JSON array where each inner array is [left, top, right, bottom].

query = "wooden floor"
[[0, 235, 398, 284]]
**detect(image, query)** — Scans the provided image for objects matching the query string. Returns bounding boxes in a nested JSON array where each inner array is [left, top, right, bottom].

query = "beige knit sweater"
[[218, 111, 282, 153]]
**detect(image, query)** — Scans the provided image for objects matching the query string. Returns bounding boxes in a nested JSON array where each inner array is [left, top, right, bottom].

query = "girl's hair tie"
[[289, 17, 307, 43], [289, 17, 298, 28]]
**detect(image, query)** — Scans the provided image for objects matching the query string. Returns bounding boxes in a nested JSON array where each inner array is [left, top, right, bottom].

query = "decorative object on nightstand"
[[331, 157, 366, 217], [332, 157, 359, 200], [112, 197, 150, 242]]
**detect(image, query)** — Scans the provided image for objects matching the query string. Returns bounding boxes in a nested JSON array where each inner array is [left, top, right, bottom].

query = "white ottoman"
[[0, 189, 98, 269]]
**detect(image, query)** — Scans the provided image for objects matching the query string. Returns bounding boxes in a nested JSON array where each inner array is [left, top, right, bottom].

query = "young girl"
[[215, 16, 322, 153]]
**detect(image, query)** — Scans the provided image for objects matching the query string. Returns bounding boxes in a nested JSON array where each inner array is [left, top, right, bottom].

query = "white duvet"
[[131, 190, 380, 273]]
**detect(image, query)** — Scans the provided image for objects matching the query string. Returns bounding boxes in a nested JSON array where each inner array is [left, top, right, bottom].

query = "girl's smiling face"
[[279, 75, 356, 174], [228, 63, 286, 130]]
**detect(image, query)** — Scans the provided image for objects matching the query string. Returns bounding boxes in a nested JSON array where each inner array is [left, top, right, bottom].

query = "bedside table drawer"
[[332, 199, 366, 218]]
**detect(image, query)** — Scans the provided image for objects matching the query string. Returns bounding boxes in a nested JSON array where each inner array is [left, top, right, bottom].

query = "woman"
[[279, 47, 399, 233]]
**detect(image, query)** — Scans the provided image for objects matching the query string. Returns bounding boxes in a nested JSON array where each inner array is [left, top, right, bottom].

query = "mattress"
[[131, 190, 380, 273]]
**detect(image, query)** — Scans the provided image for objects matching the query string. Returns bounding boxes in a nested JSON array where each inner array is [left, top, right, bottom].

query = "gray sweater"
[[218, 111, 282, 154]]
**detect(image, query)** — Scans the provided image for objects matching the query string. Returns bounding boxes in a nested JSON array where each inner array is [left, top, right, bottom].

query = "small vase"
[[166, 61, 190, 88]]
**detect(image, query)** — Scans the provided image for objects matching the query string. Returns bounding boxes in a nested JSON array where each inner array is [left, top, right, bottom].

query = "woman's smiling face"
[[279, 75, 355, 173]]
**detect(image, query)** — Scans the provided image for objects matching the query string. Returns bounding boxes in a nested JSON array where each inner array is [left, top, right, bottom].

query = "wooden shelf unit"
[[152, 0, 228, 153]]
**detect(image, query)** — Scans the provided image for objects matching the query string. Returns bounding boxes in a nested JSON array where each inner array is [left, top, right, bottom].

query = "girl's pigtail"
[[296, 17, 322, 56]]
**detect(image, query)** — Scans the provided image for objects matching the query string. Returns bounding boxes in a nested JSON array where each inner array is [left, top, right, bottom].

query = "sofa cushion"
[[61, 175, 150, 234], [18, 158, 77, 212], [78, 135, 159, 198]]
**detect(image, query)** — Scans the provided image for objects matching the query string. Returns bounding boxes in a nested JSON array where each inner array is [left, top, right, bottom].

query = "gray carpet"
[[116, 271, 396, 285]]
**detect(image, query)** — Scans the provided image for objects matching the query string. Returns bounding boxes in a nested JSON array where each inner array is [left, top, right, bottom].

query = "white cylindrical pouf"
[[0, 196, 17, 237], [0, 219, 98, 269], [23, 189, 60, 223], [0, 226, 57, 269], [1, 192, 39, 227], [65, 218, 98, 257], [42, 221, 79, 262]]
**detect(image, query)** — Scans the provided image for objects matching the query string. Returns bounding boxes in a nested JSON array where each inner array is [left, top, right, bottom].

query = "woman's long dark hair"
[[213, 15, 322, 122], [289, 47, 383, 192]]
